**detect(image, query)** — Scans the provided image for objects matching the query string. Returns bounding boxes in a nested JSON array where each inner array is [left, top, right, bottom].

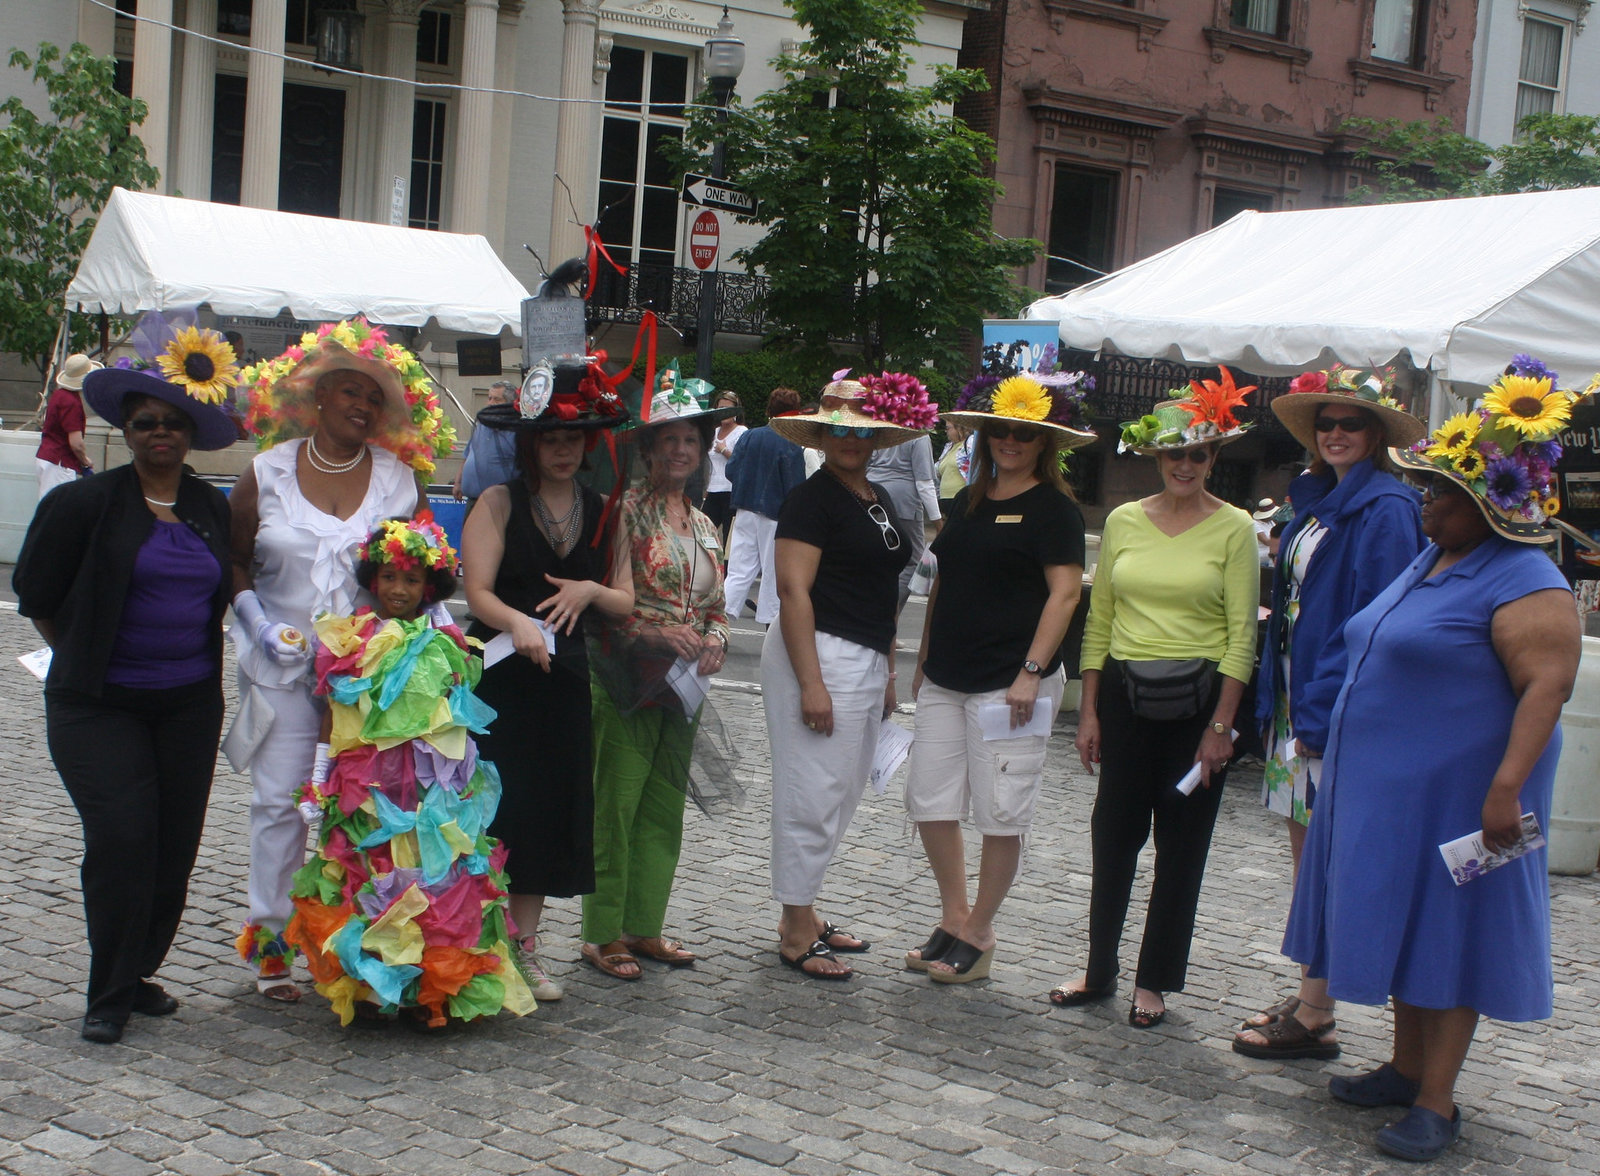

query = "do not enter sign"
[[690, 210, 719, 271]]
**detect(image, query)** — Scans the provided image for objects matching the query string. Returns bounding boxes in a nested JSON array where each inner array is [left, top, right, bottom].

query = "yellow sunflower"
[[991, 375, 1051, 422], [1482, 375, 1573, 437], [1426, 412, 1481, 458], [156, 326, 240, 404], [1544, 495, 1561, 515], [1452, 450, 1486, 478]]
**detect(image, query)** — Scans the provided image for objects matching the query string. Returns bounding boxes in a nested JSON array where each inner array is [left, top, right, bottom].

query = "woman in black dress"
[[459, 374, 631, 1002]]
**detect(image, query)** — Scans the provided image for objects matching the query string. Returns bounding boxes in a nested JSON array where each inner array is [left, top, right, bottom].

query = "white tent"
[[1025, 188, 1600, 403], [65, 188, 530, 337]]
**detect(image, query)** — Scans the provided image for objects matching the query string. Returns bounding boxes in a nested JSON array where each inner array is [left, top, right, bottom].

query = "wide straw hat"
[[942, 372, 1097, 449], [1390, 357, 1576, 545], [1271, 366, 1425, 453], [55, 353, 102, 391], [768, 372, 938, 451], [1118, 365, 1256, 455]]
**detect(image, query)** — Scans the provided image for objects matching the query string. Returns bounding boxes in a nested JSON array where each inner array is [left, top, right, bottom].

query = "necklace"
[[824, 464, 877, 506], [143, 495, 178, 508], [532, 487, 583, 553], [306, 434, 367, 475]]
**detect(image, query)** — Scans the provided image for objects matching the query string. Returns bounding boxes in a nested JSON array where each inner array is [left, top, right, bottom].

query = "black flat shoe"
[[81, 1016, 124, 1044], [1048, 981, 1117, 1007], [131, 982, 179, 1017]]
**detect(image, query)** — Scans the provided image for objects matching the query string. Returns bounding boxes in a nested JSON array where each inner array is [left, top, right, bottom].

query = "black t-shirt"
[[923, 482, 1086, 693], [775, 471, 912, 654]]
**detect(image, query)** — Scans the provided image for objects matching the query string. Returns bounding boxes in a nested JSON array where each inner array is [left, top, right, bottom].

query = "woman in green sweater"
[[1048, 371, 1260, 1029]]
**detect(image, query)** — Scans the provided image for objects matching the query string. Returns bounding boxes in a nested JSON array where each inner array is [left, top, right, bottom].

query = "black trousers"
[[46, 678, 224, 1022], [1085, 660, 1229, 994]]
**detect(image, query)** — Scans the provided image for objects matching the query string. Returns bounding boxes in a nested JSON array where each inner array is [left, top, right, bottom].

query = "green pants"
[[581, 685, 696, 944]]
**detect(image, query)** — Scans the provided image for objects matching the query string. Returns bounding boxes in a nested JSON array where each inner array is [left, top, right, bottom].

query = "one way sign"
[[681, 173, 759, 218]]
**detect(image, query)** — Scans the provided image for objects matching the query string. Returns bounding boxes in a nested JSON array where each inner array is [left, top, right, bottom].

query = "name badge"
[[700, 533, 721, 551], [995, 514, 1023, 524]]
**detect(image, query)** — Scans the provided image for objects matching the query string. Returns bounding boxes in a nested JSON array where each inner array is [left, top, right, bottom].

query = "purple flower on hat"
[[1530, 438, 1563, 465], [1510, 354, 1558, 385], [1484, 456, 1533, 512], [956, 374, 999, 411]]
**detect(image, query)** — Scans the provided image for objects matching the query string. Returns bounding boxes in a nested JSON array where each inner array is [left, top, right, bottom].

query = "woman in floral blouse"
[[580, 383, 736, 980]]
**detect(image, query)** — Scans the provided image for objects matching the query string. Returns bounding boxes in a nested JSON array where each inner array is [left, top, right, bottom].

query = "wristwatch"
[[1210, 720, 1227, 735], [1022, 659, 1042, 675]]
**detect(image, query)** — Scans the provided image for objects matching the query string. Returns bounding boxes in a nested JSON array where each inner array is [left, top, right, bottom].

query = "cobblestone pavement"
[[1, 603, 1597, 1175]]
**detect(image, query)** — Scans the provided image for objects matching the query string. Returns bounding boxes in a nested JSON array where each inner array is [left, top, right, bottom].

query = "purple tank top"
[[105, 519, 223, 689]]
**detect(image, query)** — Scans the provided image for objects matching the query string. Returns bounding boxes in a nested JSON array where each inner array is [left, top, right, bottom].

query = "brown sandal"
[[622, 935, 696, 966], [581, 941, 642, 980], [1240, 995, 1299, 1030], [1232, 1015, 1340, 1060]]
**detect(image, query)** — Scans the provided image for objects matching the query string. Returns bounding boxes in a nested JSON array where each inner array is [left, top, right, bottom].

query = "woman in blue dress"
[[1284, 361, 1581, 1163]]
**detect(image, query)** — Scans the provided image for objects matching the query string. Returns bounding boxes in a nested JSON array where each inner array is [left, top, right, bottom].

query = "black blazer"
[[13, 464, 232, 696]]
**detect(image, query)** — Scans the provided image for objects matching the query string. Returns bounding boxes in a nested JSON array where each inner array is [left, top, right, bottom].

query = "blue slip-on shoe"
[[1330, 1062, 1421, 1108], [1376, 1105, 1462, 1162]]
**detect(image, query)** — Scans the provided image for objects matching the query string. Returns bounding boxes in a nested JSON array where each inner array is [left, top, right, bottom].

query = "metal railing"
[[587, 261, 772, 337]]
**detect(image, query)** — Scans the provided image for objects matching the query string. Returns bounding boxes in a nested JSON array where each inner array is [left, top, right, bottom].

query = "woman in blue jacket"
[[1233, 367, 1424, 1060]]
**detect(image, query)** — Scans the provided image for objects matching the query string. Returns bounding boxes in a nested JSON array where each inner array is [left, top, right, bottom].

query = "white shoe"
[[517, 937, 564, 1002]]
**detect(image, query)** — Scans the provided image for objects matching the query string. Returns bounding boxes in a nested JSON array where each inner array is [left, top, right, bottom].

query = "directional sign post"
[[681, 172, 758, 218], [690, 210, 720, 271]]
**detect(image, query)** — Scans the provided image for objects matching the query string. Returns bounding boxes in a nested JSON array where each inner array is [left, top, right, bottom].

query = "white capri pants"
[[904, 670, 1064, 836], [723, 510, 780, 624], [763, 625, 888, 905], [241, 674, 321, 931]]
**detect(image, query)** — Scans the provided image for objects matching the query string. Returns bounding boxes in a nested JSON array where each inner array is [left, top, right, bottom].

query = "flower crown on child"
[[358, 512, 459, 577]]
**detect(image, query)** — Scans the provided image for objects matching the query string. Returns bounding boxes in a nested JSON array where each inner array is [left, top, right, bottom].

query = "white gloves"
[[299, 743, 332, 828], [233, 589, 310, 668], [427, 601, 454, 629]]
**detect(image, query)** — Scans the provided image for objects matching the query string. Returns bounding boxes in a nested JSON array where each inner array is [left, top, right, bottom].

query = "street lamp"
[[313, 5, 365, 73], [695, 6, 744, 382]]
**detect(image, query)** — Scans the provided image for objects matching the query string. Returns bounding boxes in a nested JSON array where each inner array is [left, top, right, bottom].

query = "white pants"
[[242, 674, 321, 932], [763, 626, 887, 905], [36, 458, 76, 498], [724, 510, 780, 624]]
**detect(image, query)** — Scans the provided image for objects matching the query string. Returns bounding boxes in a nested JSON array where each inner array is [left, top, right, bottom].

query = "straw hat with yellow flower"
[[944, 370, 1098, 448]]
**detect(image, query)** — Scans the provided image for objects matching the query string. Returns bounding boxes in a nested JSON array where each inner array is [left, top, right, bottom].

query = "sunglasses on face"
[[127, 414, 192, 434], [866, 502, 902, 550], [984, 423, 1043, 443], [1407, 472, 1461, 500], [826, 425, 876, 439], [1314, 414, 1372, 434], [1160, 447, 1212, 465]]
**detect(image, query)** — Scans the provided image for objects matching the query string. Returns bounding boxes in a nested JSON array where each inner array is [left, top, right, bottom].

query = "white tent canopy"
[[1025, 188, 1600, 393], [65, 188, 530, 337]]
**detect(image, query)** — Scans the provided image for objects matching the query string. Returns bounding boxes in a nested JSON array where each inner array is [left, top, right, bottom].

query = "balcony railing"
[[1061, 349, 1293, 433], [587, 261, 772, 337]]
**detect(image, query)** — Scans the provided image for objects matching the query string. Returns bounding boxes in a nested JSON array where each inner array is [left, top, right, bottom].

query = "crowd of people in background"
[[14, 327, 1585, 1163]]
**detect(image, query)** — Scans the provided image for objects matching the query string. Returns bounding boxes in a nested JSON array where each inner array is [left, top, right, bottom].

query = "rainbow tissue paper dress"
[[285, 610, 534, 1026]]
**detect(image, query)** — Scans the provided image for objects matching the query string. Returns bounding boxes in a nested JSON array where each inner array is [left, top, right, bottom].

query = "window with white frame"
[[1371, 0, 1424, 66], [409, 100, 448, 231], [596, 45, 692, 271], [1516, 17, 1568, 127]]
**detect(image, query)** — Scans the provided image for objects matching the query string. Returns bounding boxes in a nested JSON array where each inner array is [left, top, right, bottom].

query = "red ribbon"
[[586, 311, 659, 545], [584, 225, 626, 303]]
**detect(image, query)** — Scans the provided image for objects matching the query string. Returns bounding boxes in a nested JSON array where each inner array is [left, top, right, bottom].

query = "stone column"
[[486, 2, 525, 252], [374, 2, 426, 225], [130, 0, 173, 189], [549, 0, 601, 263], [240, 0, 286, 208], [173, 0, 218, 200], [450, 0, 498, 236]]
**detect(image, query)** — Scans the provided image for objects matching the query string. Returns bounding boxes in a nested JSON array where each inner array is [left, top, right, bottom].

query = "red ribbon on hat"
[[585, 311, 660, 546], [584, 225, 627, 303]]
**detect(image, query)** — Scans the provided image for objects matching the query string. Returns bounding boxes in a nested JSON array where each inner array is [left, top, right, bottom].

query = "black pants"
[[1085, 660, 1228, 994], [46, 678, 224, 1022], [702, 490, 732, 543]]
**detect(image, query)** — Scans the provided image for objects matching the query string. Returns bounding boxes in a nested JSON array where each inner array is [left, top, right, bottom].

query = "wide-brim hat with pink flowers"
[[768, 369, 938, 451], [239, 318, 456, 477], [1272, 365, 1425, 454]]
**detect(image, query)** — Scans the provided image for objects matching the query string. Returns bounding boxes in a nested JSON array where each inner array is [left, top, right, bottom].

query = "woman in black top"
[[14, 340, 239, 1044], [761, 376, 936, 979], [904, 374, 1094, 983], [459, 384, 632, 1002]]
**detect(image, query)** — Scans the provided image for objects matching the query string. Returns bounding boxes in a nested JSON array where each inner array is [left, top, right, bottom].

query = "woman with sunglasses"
[[760, 375, 935, 978], [1049, 371, 1260, 1028], [903, 374, 1095, 983], [1284, 365, 1578, 1162], [14, 332, 239, 1043], [1231, 368, 1423, 1060]]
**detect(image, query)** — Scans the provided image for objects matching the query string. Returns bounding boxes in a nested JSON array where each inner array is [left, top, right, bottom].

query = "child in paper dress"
[[285, 514, 534, 1027]]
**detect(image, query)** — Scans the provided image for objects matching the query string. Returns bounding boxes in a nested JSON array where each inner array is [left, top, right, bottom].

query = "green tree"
[[0, 42, 159, 379], [1343, 112, 1600, 203], [673, 0, 1038, 374]]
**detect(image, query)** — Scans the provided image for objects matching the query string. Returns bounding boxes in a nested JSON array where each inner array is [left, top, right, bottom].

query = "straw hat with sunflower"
[[1391, 356, 1576, 544], [944, 371, 1098, 448]]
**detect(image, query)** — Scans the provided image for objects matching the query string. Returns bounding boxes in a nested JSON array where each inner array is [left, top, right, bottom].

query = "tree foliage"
[[1343, 112, 1600, 203], [0, 42, 159, 378], [672, 0, 1038, 374]]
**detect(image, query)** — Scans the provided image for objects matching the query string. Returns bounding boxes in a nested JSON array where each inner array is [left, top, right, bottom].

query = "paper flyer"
[[976, 695, 1057, 742], [480, 616, 557, 668], [665, 656, 712, 714], [1439, 813, 1545, 885], [869, 719, 914, 795], [18, 647, 51, 681]]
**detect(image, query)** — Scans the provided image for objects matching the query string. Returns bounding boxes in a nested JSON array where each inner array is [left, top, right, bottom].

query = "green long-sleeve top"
[[1080, 500, 1259, 683]]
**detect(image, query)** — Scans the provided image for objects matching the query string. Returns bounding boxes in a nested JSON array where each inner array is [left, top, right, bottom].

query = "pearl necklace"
[[144, 495, 178, 508], [307, 434, 368, 475]]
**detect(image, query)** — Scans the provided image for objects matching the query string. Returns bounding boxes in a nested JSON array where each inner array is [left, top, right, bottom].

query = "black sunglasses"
[[984, 422, 1043, 443], [127, 413, 193, 433], [1407, 472, 1464, 500], [1160, 446, 1213, 464], [1314, 414, 1372, 434]]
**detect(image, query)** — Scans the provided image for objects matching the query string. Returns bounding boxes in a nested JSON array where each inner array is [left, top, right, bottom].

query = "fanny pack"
[[1120, 658, 1217, 722]]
